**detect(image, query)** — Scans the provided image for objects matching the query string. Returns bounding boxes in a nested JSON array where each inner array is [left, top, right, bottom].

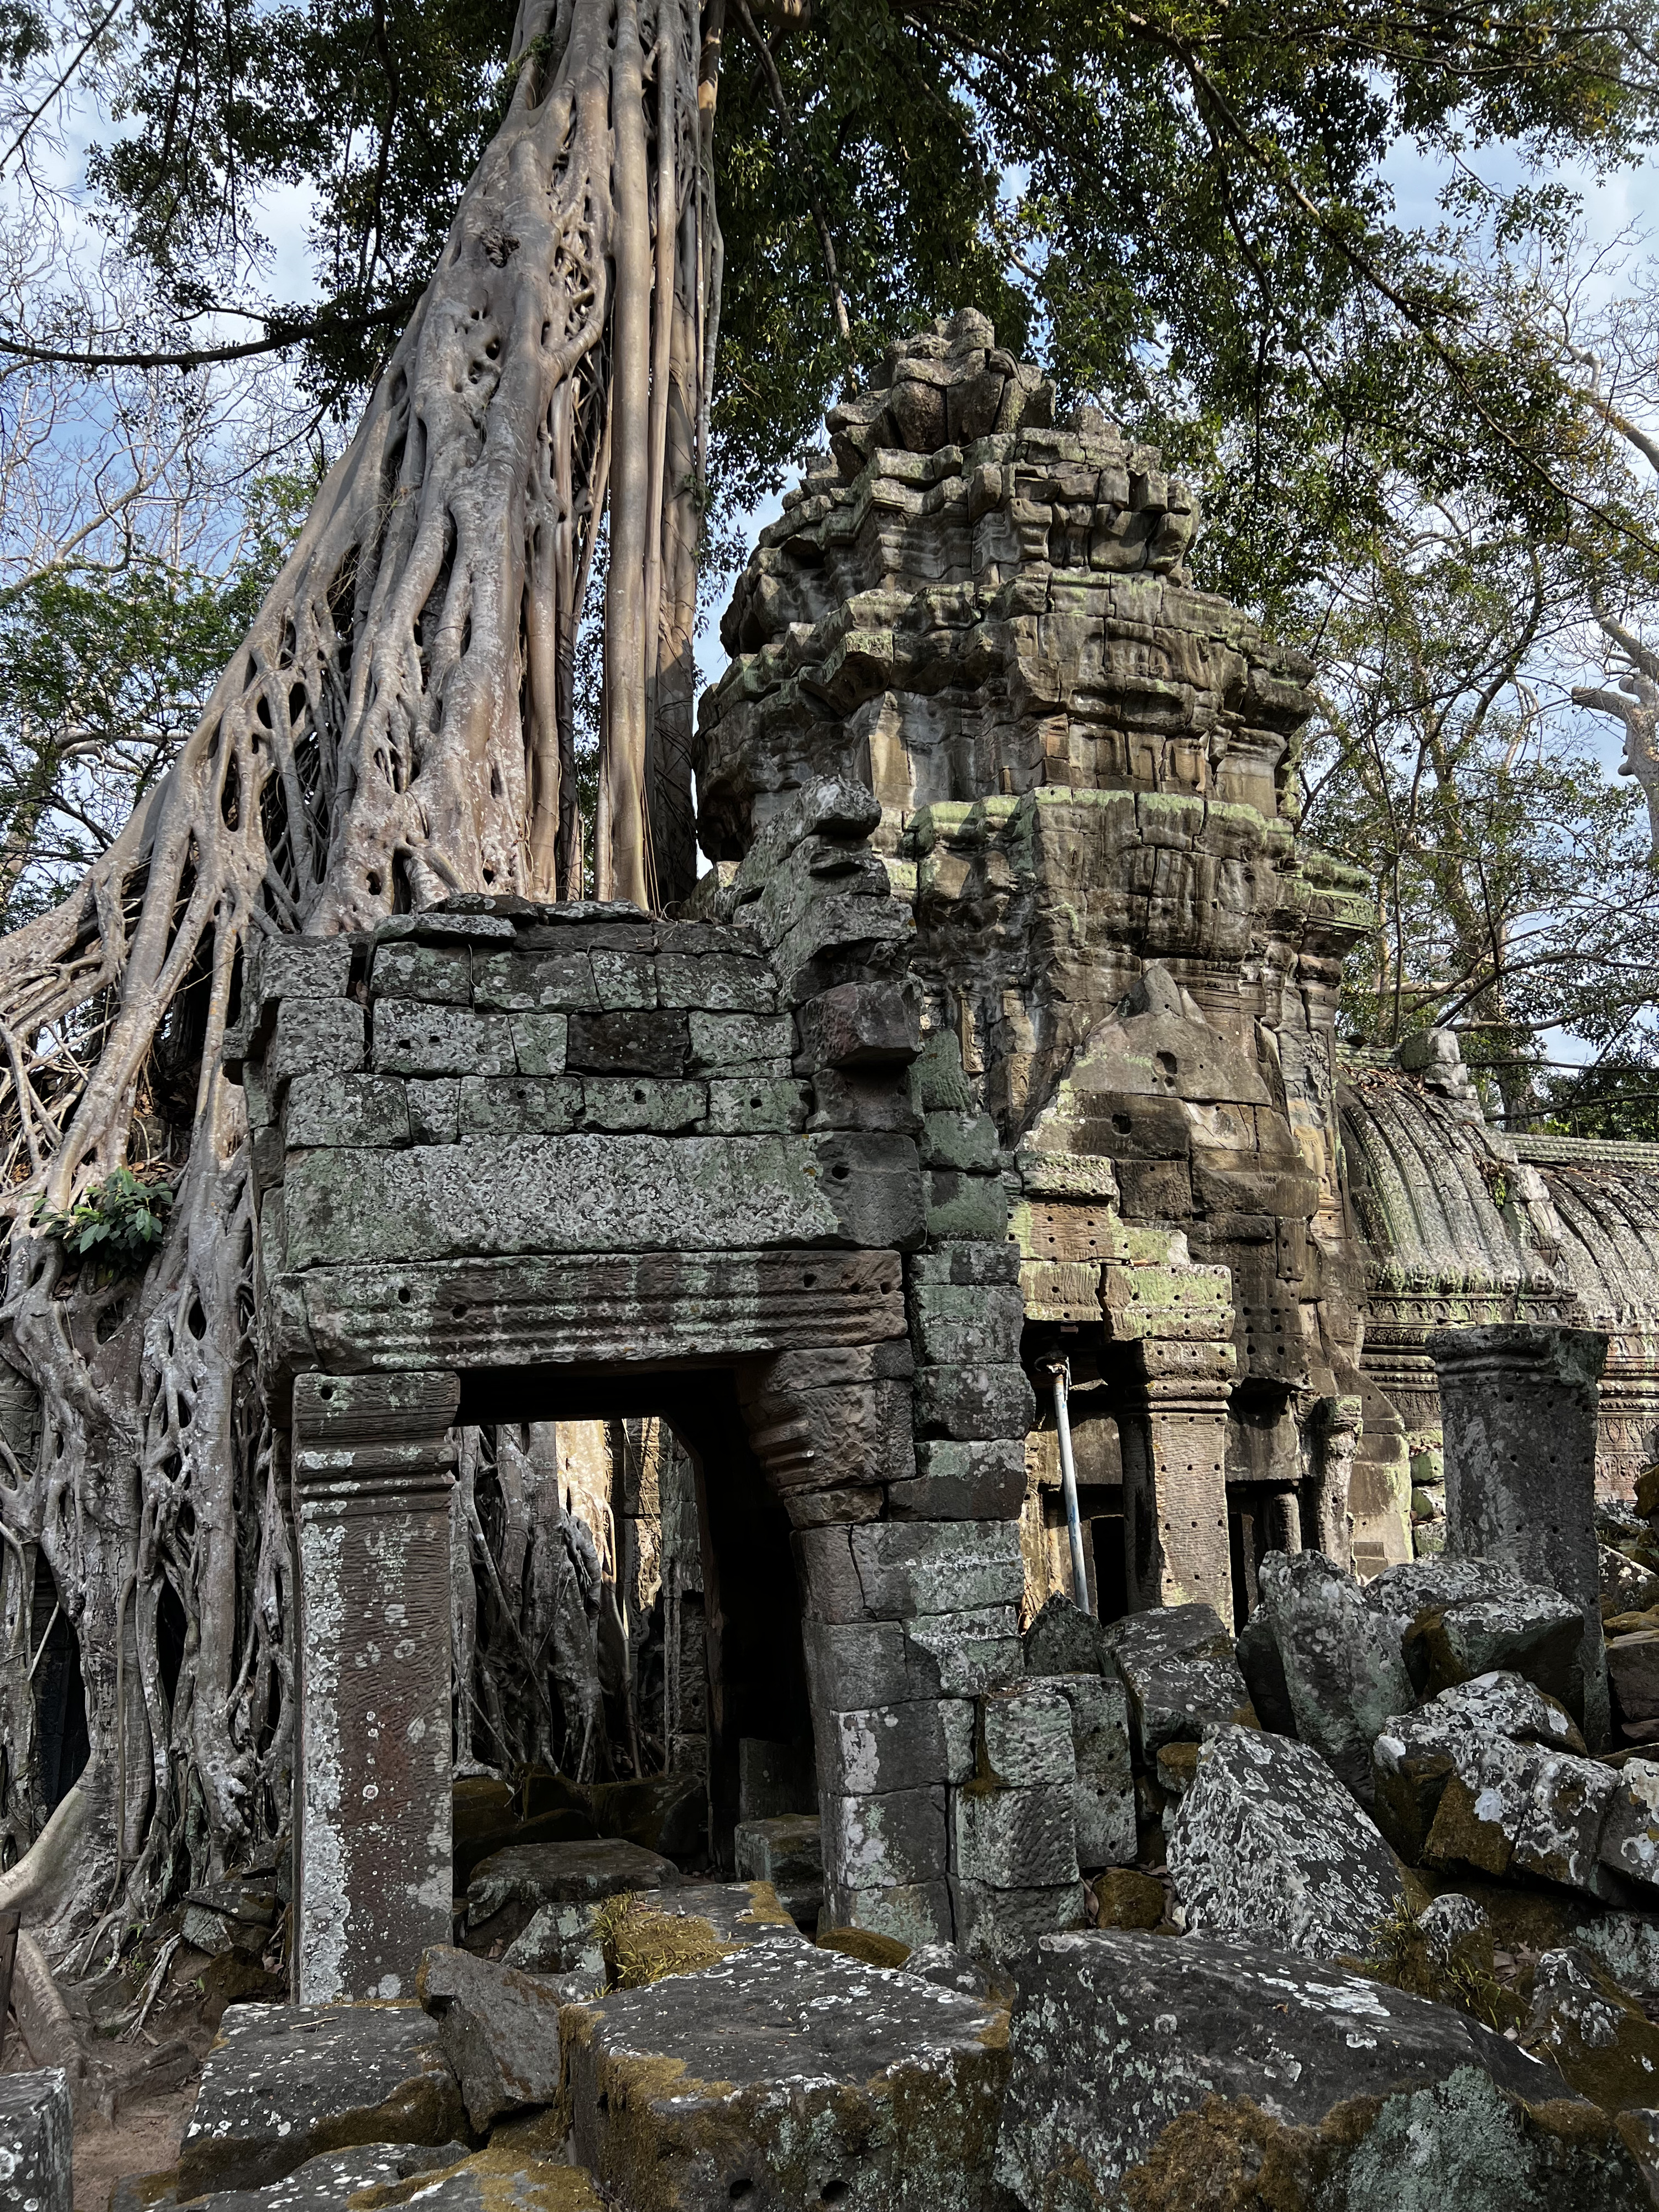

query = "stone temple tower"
[[697, 309, 1399, 1619]]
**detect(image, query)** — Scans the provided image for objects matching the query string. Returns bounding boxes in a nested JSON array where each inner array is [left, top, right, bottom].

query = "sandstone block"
[[1044, 1671, 1136, 1869], [372, 941, 470, 1001], [1422, 1735, 1620, 1897], [249, 933, 353, 1008], [1253, 1549, 1412, 1803], [687, 1009, 793, 1068], [912, 1359, 1034, 1441], [906, 1281, 1025, 1367], [907, 1240, 1022, 1287], [953, 1780, 1078, 1888], [653, 949, 776, 1011], [733, 1814, 823, 1926], [284, 1072, 410, 1150], [402, 1078, 458, 1145], [1091, 1867, 1164, 1929], [467, 1838, 676, 1933], [797, 980, 919, 1066], [902, 1606, 1024, 1696], [919, 1110, 1000, 1172], [580, 1077, 707, 1132], [703, 1076, 809, 1133], [849, 1520, 1024, 1618], [995, 1931, 1640, 2212], [566, 1007, 688, 1074], [1524, 1944, 1659, 2112], [457, 1076, 582, 1135], [0, 2069, 70, 2212], [1365, 1554, 1585, 1714], [1101, 1603, 1254, 1763], [951, 1878, 1087, 1960], [820, 1700, 949, 1795], [978, 1684, 1076, 1787], [266, 998, 366, 1095], [508, 1011, 568, 1074], [1610, 1632, 1659, 1723], [829, 1878, 954, 1950], [137, 2142, 474, 2210], [824, 1785, 948, 1889], [176, 2002, 467, 2197], [1371, 1671, 1587, 1863], [801, 1615, 911, 1707], [472, 947, 598, 1010], [810, 1131, 926, 1248], [416, 1947, 571, 2130], [561, 1942, 1010, 2211], [500, 1901, 606, 1981], [1169, 1725, 1408, 1958], [888, 1438, 1025, 1520], [1022, 1593, 1112, 1679], [922, 1167, 1009, 1243], [373, 1000, 514, 1077]]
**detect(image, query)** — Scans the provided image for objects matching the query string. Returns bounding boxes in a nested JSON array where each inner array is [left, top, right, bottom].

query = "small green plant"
[[33, 1167, 174, 1276]]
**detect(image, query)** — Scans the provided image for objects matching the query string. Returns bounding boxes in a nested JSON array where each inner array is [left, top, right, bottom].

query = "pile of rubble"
[[6, 1538, 1656, 2208]]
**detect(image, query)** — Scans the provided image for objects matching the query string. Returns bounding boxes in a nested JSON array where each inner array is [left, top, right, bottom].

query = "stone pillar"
[[1311, 1392, 1362, 1569], [1428, 1324, 1609, 1746], [291, 1369, 460, 2002], [1119, 1339, 1237, 1623]]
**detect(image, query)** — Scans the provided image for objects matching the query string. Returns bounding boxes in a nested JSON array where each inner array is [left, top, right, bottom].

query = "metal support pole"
[[1049, 1359, 1091, 1613]]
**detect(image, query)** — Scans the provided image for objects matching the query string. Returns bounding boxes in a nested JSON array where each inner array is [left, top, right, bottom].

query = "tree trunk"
[[0, 0, 718, 1949]]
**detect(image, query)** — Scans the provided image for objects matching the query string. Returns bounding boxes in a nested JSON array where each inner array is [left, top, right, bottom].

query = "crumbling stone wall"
[[699, 309, 1386, 1609]]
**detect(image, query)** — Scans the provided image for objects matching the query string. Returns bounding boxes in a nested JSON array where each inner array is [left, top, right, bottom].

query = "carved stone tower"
[[698, 310, 1397, 1611]]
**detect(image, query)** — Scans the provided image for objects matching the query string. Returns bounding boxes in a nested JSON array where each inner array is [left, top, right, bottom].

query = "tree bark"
[[0, 0, 719, 1949]]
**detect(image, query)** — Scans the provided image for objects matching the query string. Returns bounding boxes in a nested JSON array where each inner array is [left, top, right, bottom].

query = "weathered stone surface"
[[373, 999, 515, 1077], [733, 1814, 824, 1924], [560, 1940, 1010, 2210], [1022, 1593, 1112, 1679], [416, 1947, 573, 2130], [281, 1134, 845, 1267], [888, 1438, 1025, 1520], [284, 1072, 411, 1150], [823, 1785, 948, 1889], [1365, 1554, 1585, 1713], [467, 1839, 677, 1931], [977, 1683, 1076, 1787], [1610, 1632, 1659, 1724], [1430, 1323, 1611, 1746], [831, 1877, 955, 1950], [820, 1699, 948, 1794], [1040, 1671, 1136, 1869], [952, 1876, 1087, 1960], [1599, 1756, 1659, 1890], [901, 1943, 1016, 2005], [1249, 1550, 1411, 1803], [171, 2141, 472, 2210], [901, 1606, 1024, 1695], [1371, 1670, 1585, 1863], [1421, 1734, 1619, 1898], [1604, 1544, 1659, 1616], [500, 1901, 607, 1981], [0, 2069, 70, 2212], [994, 1930, 1644, 2211], [1100, 1603, 1254, 1762], [848, 1520, 1025, 1619], [177, 2002, 468, 2197], [1524, 1945, 1659, 2112], [954, 1779, 1079, 1888], [1168, 1724, 1408, 1957]]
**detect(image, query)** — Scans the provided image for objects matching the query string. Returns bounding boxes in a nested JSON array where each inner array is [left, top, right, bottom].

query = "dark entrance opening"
[[32, 1558, 88, 1809], [457, 1361, 816, 1874]]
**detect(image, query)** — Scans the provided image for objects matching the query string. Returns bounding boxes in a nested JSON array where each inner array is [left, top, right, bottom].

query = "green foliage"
[[0, 468, 316, 930], [1350, 1902, 1525, 2034], [33, 1166, 174, 1274]]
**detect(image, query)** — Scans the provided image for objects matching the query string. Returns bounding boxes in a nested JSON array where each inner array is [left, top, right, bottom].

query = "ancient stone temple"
[[232, 307, 1659, 2001]]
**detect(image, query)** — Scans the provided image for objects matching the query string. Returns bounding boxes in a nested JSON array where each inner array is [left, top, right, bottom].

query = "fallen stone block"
[[1168, 1724, 1408, 1958], [952, 1877, 1086, 1960], [1371, 1670, 1586, 1863], [1249, 1550, 1411, 1802], [176, 2002, 468, 2198], [0, 2069, 71, 2212], [994, 1929, 1646, 2211], [733, 1813, 823, 1926], [149, 2141, 471, 2210], [417, 1948, 572, 2131], [597, 1880, 808, 1984], [1524, 1945, 1659, 2112], [1610, 1631, 1659, 1725], [976, 1682, 1075, 1787], [355, 2145, 604, 2209], [1234, 1604, 1295, 1734], [1041, 1671, 1135, 1870], [560, 1939, 1010, 2209], [1100, 1602, 1254, 1765], [901, 1942, 1016, 2006], [1365, 1554, 1585, 1717], [500, 1901, 606, 1980], [1604, 1544, 1659, 1618], [1599, 1757, 1659, 1891], [466, 1838, 677, 1939], [1421, 1732, 1619, 1898], [1021, 1592, 1111, 1678]]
